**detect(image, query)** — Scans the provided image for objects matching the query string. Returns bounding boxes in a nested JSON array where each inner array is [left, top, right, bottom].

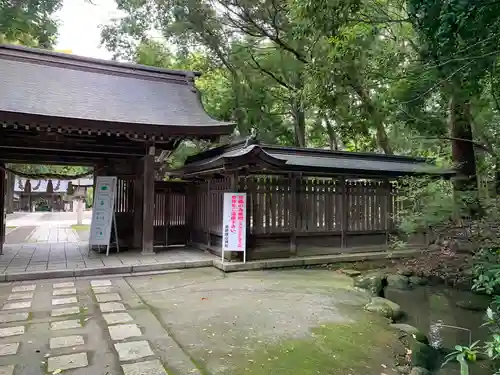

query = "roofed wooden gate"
[[154, 181, 188, 247]]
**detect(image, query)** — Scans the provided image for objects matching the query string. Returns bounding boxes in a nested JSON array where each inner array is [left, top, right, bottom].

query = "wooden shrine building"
[[168, 138, 454, 260], [0, 44, 233, 254]]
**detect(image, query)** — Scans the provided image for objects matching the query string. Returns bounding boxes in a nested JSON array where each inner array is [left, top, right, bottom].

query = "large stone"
[[398, 268, 414, 277], [0, 343, 19, 356], [50, 335, 84, 349], [91, 280, 112, 287], [340, 269, 361, 277], [103, 312, 133, 325], [409, 276, 428, 286], [47, 353, 88, 372], [354, 272, 386, 296], [114, 340, 154, 361], [51, 306, 80, 317], [0, 326, 24, 338], [99, 302, 126, 313], [95, 293, 121, 303], [52, 297, 77, 306], [389, 323, 429, 344], [387, 274, 412, 290], [108, 324, 142, 341], [0, 313, 28, 323], [50, 320, 81, 330], [8, 292, 34, 300], [0, 365, 14, 375], [365, 297, 404, 321], [409, 367, 430, 375], [2, 301, 31, 310], [53, 282, 75, 289], [455, 298, 490, 312], [12, 284, 36, 292], [53, 288, 77, 296], [121, 360, 168, 375]]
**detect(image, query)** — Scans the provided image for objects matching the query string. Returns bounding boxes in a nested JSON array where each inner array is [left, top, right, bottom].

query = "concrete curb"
[[0, 260, 214, 282], [0, 249, 425, 282], [212, 249, 425, 272]]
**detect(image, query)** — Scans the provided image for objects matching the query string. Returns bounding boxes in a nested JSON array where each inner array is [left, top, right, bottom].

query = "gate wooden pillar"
[[0, 164, 5, 254], [142, 149, 155, 254]]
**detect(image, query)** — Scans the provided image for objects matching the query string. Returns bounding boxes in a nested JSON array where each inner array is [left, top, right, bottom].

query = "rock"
[[398, 268, 414, 277], [396, 365, 411, 374], [411, 341, 439, 370], [409, 276, 428, 286], [365, 297, 404, 321], [387, 274, 412, 290], [455, 298, 490, 311], [389, 324, 429, 344], [409, 367, 430, 375], [354, 272, 386, 296], [340, 269, 361, 277], [428, 243, 440, 252]]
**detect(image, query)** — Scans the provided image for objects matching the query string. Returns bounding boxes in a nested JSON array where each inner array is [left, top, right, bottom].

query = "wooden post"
[[0, 164, 5, 254], [133, 160, 144, 249], [385, 179, 393, 245], [206, 179, 211, 249], [341, 177, 348, 248], [289, 173, 297, 255], [142, 148, 155, 254]]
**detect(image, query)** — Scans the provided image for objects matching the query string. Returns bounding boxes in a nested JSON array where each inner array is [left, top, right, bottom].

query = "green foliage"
[[0, 0, 62, 47]]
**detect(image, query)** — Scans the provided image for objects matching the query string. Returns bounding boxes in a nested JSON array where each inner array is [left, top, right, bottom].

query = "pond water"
[[386, 286, 493, 375]]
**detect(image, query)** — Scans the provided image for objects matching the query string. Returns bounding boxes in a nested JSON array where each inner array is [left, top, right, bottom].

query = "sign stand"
[[221, 192, 247, 264], [88, 176, 118, 257]]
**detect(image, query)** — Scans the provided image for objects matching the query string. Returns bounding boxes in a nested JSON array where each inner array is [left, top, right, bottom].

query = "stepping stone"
[[52, 288, 77, 296], [114, 340, 154, 361], [99, 302, 125, 313], [0, 364, 14, 375], [0, 312, 29, 323], [91, 280, 112, 287], [52, 297, 77, 306], [51, 306, 80, 317], [12, 285, 36, 292], [53, 282, 75, 289], [122, 360, 168, 375], [8, 292, 34, 300], [92, 286, 114, 294], [0, 326, 24, 337], [50, 320, 81, 331], [50, 335, 84, 349], [2, 301, 31, 310], [0, 343, 19, 356], [103, 312, 133, 325], [95, 293, 121, 303], [108, 324, 142, 341], [48, 353, 88, 372]]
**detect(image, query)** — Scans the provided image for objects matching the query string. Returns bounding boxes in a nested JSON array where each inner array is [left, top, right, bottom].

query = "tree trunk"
[[448, 94, 477, 192], [291, 100, 306, 147], [324, 118, 339, 150], [349, 76, 393, 154]]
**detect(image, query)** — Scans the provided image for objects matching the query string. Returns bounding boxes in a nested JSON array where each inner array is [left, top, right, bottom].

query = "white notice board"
[[222, 192, 247, 263], [89, 176, 117, 247]]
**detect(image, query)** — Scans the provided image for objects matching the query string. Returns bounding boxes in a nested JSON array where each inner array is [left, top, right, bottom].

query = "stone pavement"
[[1, 215, 216, 280], [0, 275, 202, 374]]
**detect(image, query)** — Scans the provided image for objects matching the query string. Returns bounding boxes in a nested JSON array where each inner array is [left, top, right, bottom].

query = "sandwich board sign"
[[89, 176, 119, 256], [222, 192, 247, 263]]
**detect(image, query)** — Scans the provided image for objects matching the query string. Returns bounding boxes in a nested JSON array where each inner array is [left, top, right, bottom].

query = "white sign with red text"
[[222, 192, 247, 263]]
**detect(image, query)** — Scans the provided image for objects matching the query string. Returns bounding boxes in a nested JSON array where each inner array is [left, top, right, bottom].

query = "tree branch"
[[247, 49, 294, 90]]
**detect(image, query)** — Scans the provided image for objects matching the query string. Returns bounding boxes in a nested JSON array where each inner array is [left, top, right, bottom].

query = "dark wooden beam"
[[142, 148, 155, 254]]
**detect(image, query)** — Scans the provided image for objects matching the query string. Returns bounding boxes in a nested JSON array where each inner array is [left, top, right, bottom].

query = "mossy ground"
[[70, 224, 90, 231], [232, 313, 404, 375]]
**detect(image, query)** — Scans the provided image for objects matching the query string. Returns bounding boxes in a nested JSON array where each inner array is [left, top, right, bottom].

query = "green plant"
[[442, 341, 480, 375]]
